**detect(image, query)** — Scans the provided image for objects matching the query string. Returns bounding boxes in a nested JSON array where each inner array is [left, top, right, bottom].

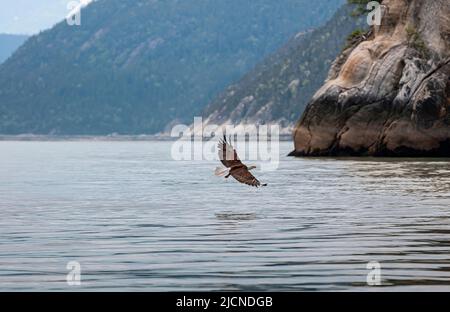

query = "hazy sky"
[[0, 0, 93, 34]]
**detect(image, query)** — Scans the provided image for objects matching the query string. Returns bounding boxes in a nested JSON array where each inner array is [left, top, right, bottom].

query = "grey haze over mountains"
[[0, 0, 71, 34], [0, 0, 344, 135], [0, 34, 28, 63]]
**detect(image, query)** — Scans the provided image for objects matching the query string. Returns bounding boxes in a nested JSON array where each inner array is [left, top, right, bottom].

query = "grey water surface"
[[0, 141, 449, 291]]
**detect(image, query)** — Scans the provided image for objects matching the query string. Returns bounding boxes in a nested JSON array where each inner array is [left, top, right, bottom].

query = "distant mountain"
[[0, 34, 28, 64], [0, 0, 344, 135], [202, 4, 366, 133]]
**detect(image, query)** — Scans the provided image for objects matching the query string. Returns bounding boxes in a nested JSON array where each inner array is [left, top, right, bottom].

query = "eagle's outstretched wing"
[[230, 166, 265, 187], [218, 135, 242, 168], [217, 135, 267, 188]]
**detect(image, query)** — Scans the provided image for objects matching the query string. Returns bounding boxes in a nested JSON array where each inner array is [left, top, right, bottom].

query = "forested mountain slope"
[[0, 0, 344, 134], [202, 4, 366, 133]]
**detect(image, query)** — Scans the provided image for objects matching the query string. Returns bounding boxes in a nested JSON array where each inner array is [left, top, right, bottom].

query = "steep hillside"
[[201, 4, 366, 133], [0, 0, 344, 135], [0, 34, 28, 64]]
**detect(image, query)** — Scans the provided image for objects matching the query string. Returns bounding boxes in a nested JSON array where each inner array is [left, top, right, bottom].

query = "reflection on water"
[[343, 159, 450, 195], [0, 141, 449, 291], [215, 213, 258, 221]]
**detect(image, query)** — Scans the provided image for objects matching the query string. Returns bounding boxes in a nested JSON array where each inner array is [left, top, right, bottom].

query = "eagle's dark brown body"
[[217, 136, 267, 187]]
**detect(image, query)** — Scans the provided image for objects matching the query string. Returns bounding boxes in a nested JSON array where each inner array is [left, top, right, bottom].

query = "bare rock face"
[[291, 0, 450, 156]]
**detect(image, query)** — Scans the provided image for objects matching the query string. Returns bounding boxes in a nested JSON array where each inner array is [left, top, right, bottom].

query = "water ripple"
[[0, 141, 449, 291]]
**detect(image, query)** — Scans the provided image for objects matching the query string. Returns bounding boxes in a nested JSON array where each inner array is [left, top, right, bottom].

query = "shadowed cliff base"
[[288, 139, 450, 157], [291, 0, 450, 157]]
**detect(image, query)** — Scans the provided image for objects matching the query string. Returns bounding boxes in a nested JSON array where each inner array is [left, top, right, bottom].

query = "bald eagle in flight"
[[215, 136, 267, 188]]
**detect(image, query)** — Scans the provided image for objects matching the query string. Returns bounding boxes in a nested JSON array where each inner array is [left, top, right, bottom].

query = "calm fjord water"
[[0, 141, 449, 291]]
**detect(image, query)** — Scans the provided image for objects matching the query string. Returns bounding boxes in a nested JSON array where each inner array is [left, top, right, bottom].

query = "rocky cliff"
[[291, 0, 450, 156]]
